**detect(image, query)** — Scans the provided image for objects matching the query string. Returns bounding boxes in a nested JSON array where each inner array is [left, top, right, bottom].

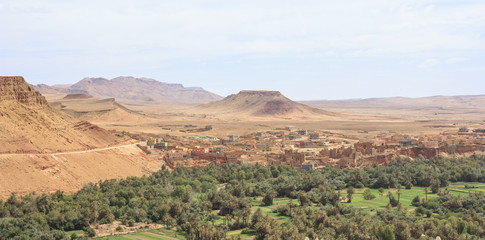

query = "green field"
[[250, 197, 294, 222], [344, 182, 485, 212]]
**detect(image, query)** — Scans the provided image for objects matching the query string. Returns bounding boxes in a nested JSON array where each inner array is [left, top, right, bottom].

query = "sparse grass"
[[96, 228, 185, 240], [66, 230, 85, 236], [97, 235, 133, 240], [228, 229, 255, 239]]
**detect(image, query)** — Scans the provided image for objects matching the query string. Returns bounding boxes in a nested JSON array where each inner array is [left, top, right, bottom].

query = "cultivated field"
[[343, 182, 485, 212]]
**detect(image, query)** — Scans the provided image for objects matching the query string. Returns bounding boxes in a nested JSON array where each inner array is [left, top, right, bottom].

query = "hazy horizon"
[[1, 0, 484, 100], [26, 75, 485, 101]]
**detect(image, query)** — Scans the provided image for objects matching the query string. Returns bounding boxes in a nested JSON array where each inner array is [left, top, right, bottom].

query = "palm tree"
[[347, 187, 355, 203], [424, 187, 428, 201]]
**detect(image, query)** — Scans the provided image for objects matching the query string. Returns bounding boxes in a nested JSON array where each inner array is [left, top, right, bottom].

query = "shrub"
[[127, 219, 135, 227], [70, 233, 78, 240], [262, 193, 274, 206], [425, 210, 432, 218], [84, 227, 95, 237], [363, 189, 376, 200], [388, 192, 399, 207], [376, 225, 395, 240], [411, 196, 421, 207]]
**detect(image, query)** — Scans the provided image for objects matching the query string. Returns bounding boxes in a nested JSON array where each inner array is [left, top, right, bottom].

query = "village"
[[134, 125, 485, 170]]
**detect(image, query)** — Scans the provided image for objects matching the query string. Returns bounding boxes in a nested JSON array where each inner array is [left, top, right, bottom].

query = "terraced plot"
[[96, 229, 184, 240]]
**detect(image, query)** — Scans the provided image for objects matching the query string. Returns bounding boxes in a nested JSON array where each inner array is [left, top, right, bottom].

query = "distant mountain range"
[[34, 76, 222, 106]]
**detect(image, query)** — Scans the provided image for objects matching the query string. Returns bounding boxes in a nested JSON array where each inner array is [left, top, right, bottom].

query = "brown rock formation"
[[62, 93, 93, 99], [0, 76, 125, 154], [197, 90, 337, 119], [0, 76, 48, 105], [259, 100, 293, 115]]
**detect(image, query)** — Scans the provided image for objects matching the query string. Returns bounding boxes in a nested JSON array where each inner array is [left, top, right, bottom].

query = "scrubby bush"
[[363, 189, 376, 200]]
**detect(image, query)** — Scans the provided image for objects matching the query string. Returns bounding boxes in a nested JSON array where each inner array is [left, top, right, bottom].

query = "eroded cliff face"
[[0, 76, 126, 154], [0, 76, 48, 105]]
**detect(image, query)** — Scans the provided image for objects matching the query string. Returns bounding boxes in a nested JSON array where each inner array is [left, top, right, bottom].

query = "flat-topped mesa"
[[237, 90, 283, 97], [62, 93, 93, 100], [0, 76, 48, 105], [198, 88, 338, 118]]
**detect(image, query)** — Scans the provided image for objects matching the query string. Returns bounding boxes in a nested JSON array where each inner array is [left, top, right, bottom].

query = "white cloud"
[[445, 57, 469, 64], [1, 0, 484, 59], [424, 5, 436, 13], [0, 0, 484, 100], [420, 58, 440, 68]]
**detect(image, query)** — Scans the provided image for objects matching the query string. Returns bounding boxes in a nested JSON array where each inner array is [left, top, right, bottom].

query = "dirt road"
[[0, 142, 140, 157], [0, 142, 163, 199]]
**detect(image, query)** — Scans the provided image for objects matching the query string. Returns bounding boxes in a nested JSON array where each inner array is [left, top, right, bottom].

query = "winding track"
[[0, 142, 140, 158]]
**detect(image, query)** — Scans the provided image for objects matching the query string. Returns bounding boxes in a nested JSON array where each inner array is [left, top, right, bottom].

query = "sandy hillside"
[[0, 76, 164, 198], [0, 77, 128, 153], [48, 93, 151, 123], [0, 99, 127, 154], [0, 145, 162, 199]]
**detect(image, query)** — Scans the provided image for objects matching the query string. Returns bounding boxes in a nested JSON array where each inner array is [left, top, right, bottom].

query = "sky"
[[1, 0, 484, 100]]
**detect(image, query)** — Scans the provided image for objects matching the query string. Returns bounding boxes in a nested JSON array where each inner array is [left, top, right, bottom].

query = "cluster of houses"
[[135, 126, 485, 170]]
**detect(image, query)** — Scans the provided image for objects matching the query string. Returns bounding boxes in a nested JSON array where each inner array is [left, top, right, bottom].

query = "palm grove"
[[0, 155, 484, 239]]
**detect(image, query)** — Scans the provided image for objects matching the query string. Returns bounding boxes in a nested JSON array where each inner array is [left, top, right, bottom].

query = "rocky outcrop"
[[0, 76, 48, 105], [0, 76, 127, 154], [258, 100, 293, 115]]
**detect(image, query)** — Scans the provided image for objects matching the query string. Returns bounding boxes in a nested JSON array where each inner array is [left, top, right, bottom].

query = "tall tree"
[[347, 187, 355, 203]]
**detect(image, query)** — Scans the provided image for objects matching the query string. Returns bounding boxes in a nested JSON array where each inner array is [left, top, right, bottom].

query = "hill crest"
[[197, 90, 336, 119], [0, 76, 48, 105]]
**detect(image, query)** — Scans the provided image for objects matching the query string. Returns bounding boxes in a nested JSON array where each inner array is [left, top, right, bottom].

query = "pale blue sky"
[[1, 0, 484, 100]]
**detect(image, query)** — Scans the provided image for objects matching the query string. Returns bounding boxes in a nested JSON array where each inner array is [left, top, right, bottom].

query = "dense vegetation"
[[0, 155, 484, 239]]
